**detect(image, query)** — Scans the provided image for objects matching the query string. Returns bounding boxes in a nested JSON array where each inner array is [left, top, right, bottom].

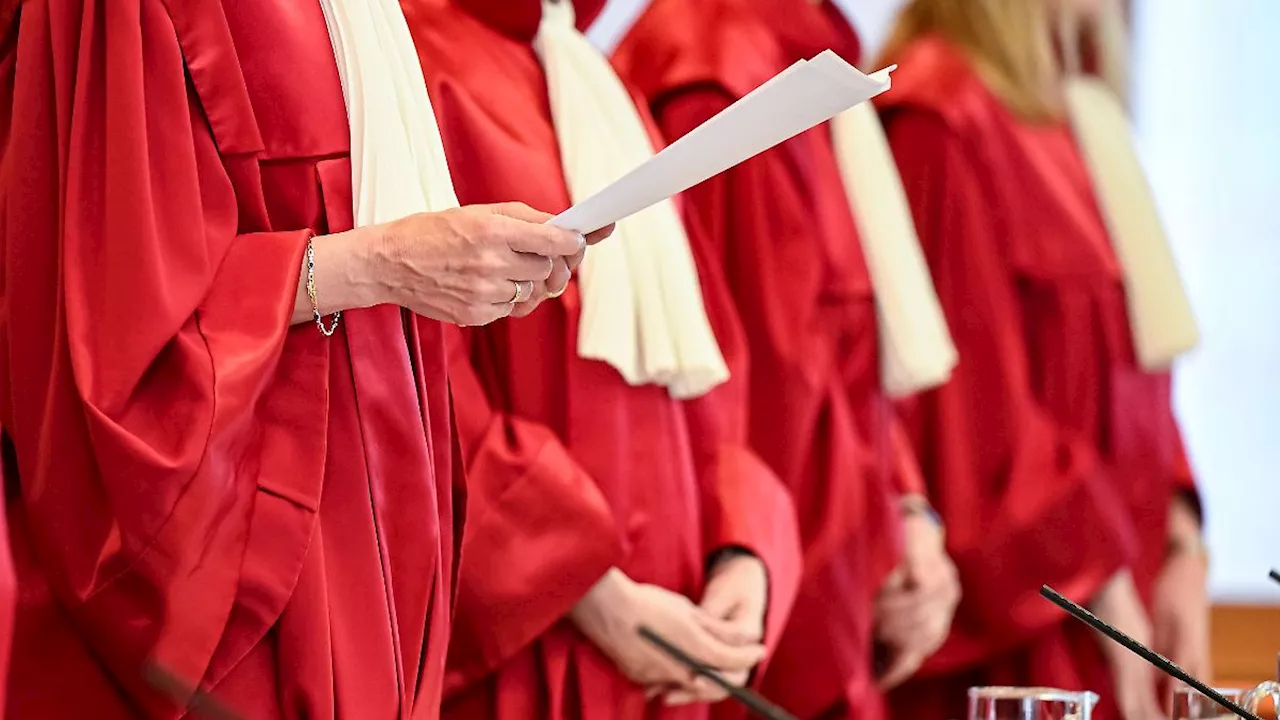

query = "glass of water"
[[1171, 685, 1245, 720], [967, 687, 1099, 720]]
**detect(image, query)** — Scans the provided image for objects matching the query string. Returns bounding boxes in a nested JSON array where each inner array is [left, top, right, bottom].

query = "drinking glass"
[[967, 687, 1099, 720], [1243, 681, 1280, 719], [1172, 685, 1244, 720]]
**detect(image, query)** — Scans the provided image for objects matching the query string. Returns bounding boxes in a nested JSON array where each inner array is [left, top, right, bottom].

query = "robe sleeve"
[[645, 87, 802, 650], [1, 2, 327, 710], [888, 412, 927, 497], [1172, 435, 1195, 491], [0, 441, 13, 714], [442, 326, 625, 693], [883, 108, 1140, 644], [1169, 407, 1202, 524]]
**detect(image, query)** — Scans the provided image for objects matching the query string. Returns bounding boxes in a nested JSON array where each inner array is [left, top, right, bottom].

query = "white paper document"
[[550, 51, 896, 233]]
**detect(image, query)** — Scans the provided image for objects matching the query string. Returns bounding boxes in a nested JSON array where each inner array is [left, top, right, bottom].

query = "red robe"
[[615, 2, 927, 718], [0, 2, 459, 717], [0, 451, 11, 712], [397, 1, 802, 718], [877, 36, 1198, 720]]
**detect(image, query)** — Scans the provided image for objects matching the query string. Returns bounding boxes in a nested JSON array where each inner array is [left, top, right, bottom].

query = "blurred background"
[[591, 0, 1280, 686]]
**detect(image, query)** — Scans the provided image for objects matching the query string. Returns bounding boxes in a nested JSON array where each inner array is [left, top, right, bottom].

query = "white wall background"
[[1130, 0, 1280, 603], [589, 0, 1280, 604], [588, 0, 906, 57]]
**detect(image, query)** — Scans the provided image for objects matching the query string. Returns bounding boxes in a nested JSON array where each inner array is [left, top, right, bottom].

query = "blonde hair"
[[878, 0, 1129, 121]]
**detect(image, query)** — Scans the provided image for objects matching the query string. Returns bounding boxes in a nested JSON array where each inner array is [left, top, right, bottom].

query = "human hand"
[[533, 222, 615, 309], [663, 551, 769, 705], [1091, 570, 1163, 720], [377, 202, 587, 325], [569, 568, 765, 696], [1152, 499, 1211, 683], [875, 507, 961, 689]]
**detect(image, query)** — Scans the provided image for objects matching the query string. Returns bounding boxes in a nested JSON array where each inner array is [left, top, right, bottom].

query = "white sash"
[[533, 0, 729, 399], [318, 0, 460, 228], [1064, 76, 1199, 370], [829, 103, 958, 397]]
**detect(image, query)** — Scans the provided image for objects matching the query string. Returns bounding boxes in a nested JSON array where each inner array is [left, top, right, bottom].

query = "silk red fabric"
[[0, 449, 12, 713], [0, 1, 458, 717], [616, 3, 929, 718], [877, 36, 1197, 720], [397, 1, 801, 718]]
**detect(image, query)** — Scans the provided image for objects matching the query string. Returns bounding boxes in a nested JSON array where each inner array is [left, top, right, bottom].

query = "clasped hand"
[[1091, 570, 1164, 720], [875, 510, 961, 689], [570, 555, 769, 707]]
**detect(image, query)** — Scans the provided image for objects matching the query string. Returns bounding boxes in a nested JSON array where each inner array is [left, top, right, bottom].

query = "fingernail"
[[575, 232, 586, 250]]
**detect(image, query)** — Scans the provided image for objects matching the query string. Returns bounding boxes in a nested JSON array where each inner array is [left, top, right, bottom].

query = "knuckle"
[[478, 249, 506, 277], [475, 215, 504, 247]]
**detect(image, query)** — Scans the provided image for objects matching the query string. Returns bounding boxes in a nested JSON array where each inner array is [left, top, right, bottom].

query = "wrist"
[[570, 568, 632, 626], [1166, 499, 1207, 564], [1090, 568, 1131, 613], [1165, 533, 1209, 565], [900, 495, 943, 530], [311, 225, 391, 313]]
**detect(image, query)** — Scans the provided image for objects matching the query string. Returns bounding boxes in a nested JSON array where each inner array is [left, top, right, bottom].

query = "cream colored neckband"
[[829, 102, 958, 397], [1064, 76, 1199, 370], [318, 0, 459, 230], [533, 0, 728, 399]]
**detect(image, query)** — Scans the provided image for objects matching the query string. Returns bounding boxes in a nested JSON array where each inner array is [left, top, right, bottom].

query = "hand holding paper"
[[550, 51, 895, 234]]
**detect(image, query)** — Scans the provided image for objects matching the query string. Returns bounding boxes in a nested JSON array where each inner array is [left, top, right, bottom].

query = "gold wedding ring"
[[510, 280, 533, 304]]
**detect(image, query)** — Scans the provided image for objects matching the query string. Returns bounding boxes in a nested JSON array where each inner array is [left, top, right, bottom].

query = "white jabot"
[[318, 0, 460, 228], [1064, 76, 1199, 370], [533, 0, 729, 399], [829, 102, 958, 397]]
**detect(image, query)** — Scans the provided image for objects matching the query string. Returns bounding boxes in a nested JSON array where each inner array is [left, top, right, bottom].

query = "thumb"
[[699, 576, 741, 620], [694, 609, 758, 646]]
